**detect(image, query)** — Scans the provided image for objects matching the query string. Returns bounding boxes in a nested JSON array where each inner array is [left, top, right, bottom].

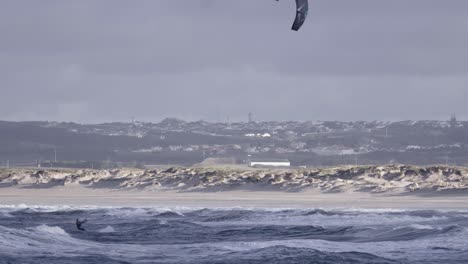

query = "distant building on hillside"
[[247, 159, 291, 168]]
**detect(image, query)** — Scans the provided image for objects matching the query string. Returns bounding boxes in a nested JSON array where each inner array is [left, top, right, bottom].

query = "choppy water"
[[1, 205, 468, 263]]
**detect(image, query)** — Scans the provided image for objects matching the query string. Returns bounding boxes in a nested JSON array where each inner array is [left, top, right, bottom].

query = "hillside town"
[[1, 115, 467, 168]]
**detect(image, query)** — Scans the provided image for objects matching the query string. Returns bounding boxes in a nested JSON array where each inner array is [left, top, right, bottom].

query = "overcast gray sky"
[[1, 0, 467, 123]]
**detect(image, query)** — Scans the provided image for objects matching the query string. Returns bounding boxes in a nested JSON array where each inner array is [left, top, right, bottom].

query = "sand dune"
[[1, 165, 467, 194], [1, 165, 467, 209]]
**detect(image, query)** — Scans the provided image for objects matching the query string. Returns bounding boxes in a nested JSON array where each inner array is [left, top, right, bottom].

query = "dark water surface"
[[1, 205, 467, 263]]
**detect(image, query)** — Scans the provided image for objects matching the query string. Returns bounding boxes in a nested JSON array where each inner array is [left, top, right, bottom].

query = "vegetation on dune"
[[1, 165, 467, 194]]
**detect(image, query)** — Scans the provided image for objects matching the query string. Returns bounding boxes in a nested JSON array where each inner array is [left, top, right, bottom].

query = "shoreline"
[[1, 186, 468, 210], [1, 165, 468, 210]]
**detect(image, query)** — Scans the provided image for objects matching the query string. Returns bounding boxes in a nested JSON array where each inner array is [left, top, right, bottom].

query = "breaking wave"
[[1, 206, 468, 263]]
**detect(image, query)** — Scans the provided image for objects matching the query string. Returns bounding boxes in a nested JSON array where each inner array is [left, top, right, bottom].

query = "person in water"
[[76, 218, 87, 231]]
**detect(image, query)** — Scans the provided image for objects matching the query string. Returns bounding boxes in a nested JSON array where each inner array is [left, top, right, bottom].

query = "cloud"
[[1, 0, 467, 122]]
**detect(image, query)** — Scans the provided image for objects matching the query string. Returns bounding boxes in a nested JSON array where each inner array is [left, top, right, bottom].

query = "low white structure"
[[247, 159, 291, 167], [244, 133, 272, 138]]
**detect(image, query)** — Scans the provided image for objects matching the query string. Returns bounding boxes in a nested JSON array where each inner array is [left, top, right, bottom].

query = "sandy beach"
[[1, 186, 467, 210]]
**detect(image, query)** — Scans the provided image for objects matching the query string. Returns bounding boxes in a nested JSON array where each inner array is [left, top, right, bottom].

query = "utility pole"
[[450, 113, 457, 128], [226, 115, 232, 129], [54, 148, 57, 163], [6, 160, 9, 169]]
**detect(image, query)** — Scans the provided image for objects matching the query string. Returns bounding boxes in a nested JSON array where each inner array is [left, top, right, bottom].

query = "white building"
[[247, 159, 291, 167]]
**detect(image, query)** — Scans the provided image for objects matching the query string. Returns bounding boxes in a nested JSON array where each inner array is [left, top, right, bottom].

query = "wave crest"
[[34, 225, 70, 236]]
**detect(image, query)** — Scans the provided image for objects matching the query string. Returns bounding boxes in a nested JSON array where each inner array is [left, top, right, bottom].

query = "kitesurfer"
[[76, 218, 87, 231]]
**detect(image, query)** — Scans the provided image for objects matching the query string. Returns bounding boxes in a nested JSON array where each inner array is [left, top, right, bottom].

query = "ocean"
[[0, 205, 467, 263]]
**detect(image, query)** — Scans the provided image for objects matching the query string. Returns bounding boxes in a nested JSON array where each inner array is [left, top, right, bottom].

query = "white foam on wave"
[[0, 204, 106, 212], [410, 224, 435, 230], [34, 225, 70, 236], [199, 209, 450, 228], [0, 204, 418, 214], [342, 208, 468, 213], [105, 207, 150, 218], [98, 225, 116, 233], [159, 210, 185, 216]]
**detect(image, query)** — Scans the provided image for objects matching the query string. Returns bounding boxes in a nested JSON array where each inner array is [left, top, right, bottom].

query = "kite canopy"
[[291, 0, 309, 31]]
